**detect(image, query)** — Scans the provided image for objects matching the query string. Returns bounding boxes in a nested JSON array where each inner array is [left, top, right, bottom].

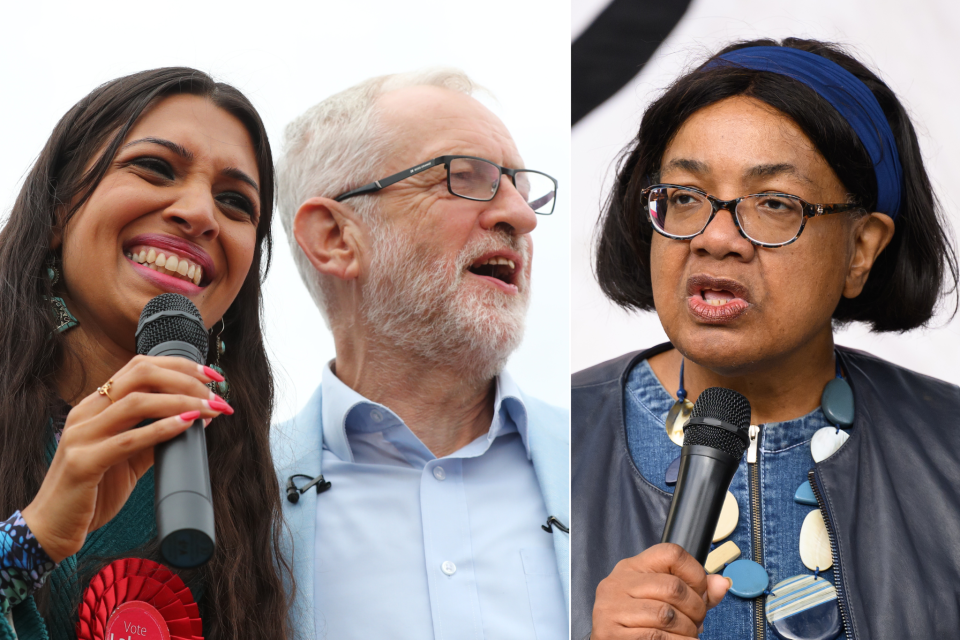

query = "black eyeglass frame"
[[641, 183, 864, 248], [334, 155, 558, 215]]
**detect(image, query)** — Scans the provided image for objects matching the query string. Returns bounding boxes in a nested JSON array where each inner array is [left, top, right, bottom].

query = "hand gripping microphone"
[[661, 387, 751, 565], [135, 293, 215, 568]]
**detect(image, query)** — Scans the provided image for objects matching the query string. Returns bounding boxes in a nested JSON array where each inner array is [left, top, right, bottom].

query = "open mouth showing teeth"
[[468, 256, 517, 285], [126, 245, 207, 286], [701, 288, 736, 306]]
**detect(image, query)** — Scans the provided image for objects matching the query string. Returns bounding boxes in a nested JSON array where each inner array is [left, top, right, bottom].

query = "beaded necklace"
[[664, 355, 852, 640]]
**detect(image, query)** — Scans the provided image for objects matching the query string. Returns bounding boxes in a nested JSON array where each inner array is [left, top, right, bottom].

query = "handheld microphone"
[[661, 387, 751, 565], [136, 293, 215, 568]]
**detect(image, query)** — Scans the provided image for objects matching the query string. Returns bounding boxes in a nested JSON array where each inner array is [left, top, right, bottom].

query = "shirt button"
[[370, 409, 383, 423], [433, 466, 446, 481], [441, 561, 456, 576]]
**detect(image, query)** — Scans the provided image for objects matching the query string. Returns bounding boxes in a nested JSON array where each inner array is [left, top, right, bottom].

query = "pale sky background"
[[1, 0, 571, 421], [572, 0, 960, 386]]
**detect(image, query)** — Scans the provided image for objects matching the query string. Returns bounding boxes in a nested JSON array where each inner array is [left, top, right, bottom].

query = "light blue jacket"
[[272, 383, 570, 640]]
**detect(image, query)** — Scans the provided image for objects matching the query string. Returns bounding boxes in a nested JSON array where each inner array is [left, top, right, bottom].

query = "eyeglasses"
[[334, 155, 558, 215], [641, 184, 863, 248]]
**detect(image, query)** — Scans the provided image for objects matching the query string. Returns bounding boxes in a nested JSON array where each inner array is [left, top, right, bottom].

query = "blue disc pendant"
[[821, 378, 854, 427], [794, 480, 818, 506], [664, 455, 681, 487], [722, 559, 769, 598], [765, 574, 842, 640]]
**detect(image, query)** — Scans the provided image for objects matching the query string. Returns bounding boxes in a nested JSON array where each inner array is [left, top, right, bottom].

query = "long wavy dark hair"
[[0, 68, 290, 639], [596, 37, 958, 332]]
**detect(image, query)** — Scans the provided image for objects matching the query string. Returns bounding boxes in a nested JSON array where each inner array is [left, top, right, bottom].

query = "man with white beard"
[[272, 69, 569, 640]]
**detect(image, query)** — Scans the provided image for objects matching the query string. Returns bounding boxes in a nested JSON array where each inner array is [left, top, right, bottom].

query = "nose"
[[689, 205, 755, 261], [478, 176, 538, 235], [162, 181, 220, 240]]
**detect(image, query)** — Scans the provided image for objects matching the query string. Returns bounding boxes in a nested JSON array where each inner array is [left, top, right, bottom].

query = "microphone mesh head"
[[136, 293, 208, 362], [684, 387, 752, 459]]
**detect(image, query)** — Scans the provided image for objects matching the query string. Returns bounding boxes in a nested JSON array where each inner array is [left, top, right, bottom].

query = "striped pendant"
[[765, 574, 842, 640]]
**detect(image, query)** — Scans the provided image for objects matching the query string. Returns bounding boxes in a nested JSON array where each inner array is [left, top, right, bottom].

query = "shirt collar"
[[490, 369, 532, 459], [320, 361, 532, 462]]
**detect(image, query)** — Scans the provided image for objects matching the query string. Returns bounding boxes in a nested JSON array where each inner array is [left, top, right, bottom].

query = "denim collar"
[[627, 359, 832, 453]]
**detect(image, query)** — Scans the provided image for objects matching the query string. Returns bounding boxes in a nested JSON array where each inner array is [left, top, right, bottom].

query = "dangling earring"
[[207, 319, 230, 401], [47, 258, 77, 333]]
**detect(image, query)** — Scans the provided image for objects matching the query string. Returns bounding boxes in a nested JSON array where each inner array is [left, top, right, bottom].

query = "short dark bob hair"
[[595, 37, 958, 332]]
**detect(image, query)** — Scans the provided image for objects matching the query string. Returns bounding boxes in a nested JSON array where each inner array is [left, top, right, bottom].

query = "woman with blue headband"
[[573, 38, 959, 640]]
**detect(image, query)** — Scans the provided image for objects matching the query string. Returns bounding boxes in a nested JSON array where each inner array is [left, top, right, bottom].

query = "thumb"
[[705, 574, 732, 610]]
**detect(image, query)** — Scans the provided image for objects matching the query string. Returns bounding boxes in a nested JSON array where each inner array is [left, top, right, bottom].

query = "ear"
[[842, 212, 896, 298], [293, 197, 363, 281]]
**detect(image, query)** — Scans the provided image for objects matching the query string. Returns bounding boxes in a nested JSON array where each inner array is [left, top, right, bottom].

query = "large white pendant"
[[712, 491, 739, 542], [799, 509, 834, 571], [810, 427, 849, 463]]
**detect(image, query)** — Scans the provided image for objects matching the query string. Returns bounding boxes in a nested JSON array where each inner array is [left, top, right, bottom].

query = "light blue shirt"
[[310, 363, 567, 639]]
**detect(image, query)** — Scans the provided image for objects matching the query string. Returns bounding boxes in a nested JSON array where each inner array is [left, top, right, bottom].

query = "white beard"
[[361, 222, 530, 383]]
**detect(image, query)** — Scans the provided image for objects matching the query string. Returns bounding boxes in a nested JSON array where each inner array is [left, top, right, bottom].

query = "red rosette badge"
[[76, 558, 203, 640]]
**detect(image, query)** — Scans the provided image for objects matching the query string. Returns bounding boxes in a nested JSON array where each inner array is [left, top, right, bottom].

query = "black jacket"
[[572, 344, 960, 640]]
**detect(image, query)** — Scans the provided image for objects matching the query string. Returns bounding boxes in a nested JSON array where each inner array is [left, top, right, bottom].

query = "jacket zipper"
[[747, 424, 764, 640], [808, 468, 854, 640]]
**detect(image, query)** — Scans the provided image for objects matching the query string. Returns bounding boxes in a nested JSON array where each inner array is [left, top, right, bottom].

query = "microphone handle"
[[661, 445, 740, 565], [147, 341, 216, 568]]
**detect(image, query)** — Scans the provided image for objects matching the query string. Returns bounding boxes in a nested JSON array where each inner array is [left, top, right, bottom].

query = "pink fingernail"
[[208, 398, 234, 415], [179, 410, 201, 422], [202, 365, 225, 382]]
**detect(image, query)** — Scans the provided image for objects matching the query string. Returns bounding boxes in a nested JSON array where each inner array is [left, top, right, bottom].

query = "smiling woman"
[[0, 69, 288, 640], [57, 94, 260, 361], [573, 39, 960, 640]]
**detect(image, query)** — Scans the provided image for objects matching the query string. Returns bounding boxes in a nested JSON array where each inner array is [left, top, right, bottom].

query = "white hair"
[[276, 68, 481, 326]]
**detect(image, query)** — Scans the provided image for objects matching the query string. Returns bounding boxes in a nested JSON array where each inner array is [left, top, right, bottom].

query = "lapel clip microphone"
[[286, 474, 332, 503], [541, 516, 569, 534]]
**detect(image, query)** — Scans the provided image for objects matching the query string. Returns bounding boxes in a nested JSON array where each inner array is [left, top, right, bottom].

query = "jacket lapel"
[[523, 392, 571, 609], [273, 385, 325, 640]]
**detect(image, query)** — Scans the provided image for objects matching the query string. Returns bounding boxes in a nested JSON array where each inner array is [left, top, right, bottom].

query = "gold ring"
[[97, 379, 115, 403]]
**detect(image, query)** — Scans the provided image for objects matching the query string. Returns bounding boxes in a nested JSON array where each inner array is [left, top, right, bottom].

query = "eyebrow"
[[123, 137, 193, 160], [122, 137, 260, 194], [222, 167, 260, 195], [660, 158, 814, 185], [661, 158, 708, 176], [746, 163, 813, 185]]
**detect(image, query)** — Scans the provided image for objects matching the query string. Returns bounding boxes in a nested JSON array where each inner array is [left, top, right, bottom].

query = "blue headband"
[[711, 46, 902, 219]]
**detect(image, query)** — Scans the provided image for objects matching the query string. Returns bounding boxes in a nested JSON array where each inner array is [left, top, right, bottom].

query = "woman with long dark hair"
[[0, 68, 289, 640], [573, 39, 959, 640]]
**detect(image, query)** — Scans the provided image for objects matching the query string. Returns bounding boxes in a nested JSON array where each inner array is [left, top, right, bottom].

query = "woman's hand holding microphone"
[[21, 356, 232, 563], [592, 543, 731, 639]]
